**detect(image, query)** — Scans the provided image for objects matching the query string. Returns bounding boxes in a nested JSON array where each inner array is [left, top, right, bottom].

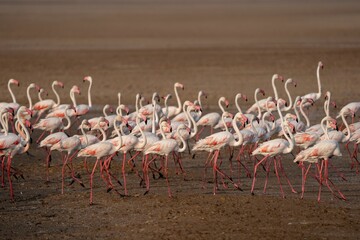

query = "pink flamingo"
[[77, 118, 122, 205], [114, 113, 147, 196], [162, 82, 184, 118], [337, 102, 360, 124], [0, 79, 20, 113], [251, 102, 297, 198], [297, 61, 324, 108], [246, 74, 283, 113], [51, 119, 91, 194], [33, 106, 72, 143], [32, 80, 64, 122], [196, 96, 229, 139], [192, 111, 246, 194], [75, 76, 93, 117], [0, 106, 31, 200], [144, 123, 189, 197], [46, 85, 81, 118], [294, 116, 346, 202]]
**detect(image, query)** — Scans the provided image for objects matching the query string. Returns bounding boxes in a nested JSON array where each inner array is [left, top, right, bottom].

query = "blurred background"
[[1, 0, 359, 109]]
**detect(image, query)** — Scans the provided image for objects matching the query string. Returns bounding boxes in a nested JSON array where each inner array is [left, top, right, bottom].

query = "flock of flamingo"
[[1, 61, 360, 205]]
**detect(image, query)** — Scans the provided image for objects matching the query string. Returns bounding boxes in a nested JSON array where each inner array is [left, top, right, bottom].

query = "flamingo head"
[[236, 113, 249, 126], [242, 94, 248, 102], [71, 85, 81, 95], [9, 79, 20, 86], [199, 90, 207, 99], [54, 81, 64, 88], [152, 92, 160, 103], [184, 100, 194, 107], [302, 98, 314, 107], [175, 82, 184, 90], [119, 104, 129, 115], [83, 76, 92, 82], [318, 61, 324, 69], [259, 89, 266, 96]]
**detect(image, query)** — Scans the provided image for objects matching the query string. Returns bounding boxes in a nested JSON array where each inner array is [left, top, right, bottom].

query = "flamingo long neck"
[[159, 120, 166, 139], [176, 127, 187, 153], [341, 112, 351, 142], [272, 75, 279, 100], [135, 94, 140, 114], [113, 119, 123, 151], [87, 78, 92, 107], [235, 94, 243, 114], [38, 89, 44, 101], [174, 84, 182, 115], [198, 91, 203, 109], [299, 99, 310, 128], [320, 117, 330, 140], [52, 81, 61, 107], [187, 106, 198, 138], [70, 90, 77, 107], [254, 90, 262, 119], [8, 80, 17, 103], [103, 105, 109, 117], [283, 79, 293, 111], [164, 96, 170, 118], [293, 96, 301, 122], [316, 63, 322, 99], [81, 121, 88, 147], [16, 108, 30, 142], [152, 100, 157, 134], [1, 112, 9, 135], [221, 112, 230, 132], [99, 127, 107, 142], [63, 108, 72, 130], [277, 102, 294, 153], [232, 113, 244, 147], [325, 92, 331, 116], [27, 85, 34, 109], [136, 115, 147, 150], [218, 98, 227, 113]]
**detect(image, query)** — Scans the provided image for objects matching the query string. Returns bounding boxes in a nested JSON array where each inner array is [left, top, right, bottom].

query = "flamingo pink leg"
[[251, 155, 269, 195], [89, 158, 100, 205]]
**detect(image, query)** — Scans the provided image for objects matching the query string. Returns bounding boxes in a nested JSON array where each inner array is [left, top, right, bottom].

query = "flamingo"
[[37, 87, 48, 101], [0, 106, 31, 200], [50, 119, 91, 193], [0, 79, 20, 113], [251, 101, 297, 198], [172, 90, 206, 123], [192, 111, 247, 194], [294, 115, 346, 202], [46, 85, 81, 118], [196, 96, 229, 139], [77, 117, 122, 205], [162, 82, 184, 118], [112, 113, 147, 196], [33, 106, 72, 143], [298, 61, 324, 107], [246, 74, 283, 113], [32, 80, 64, 122], [75, 76, 93, 117], [144, 123, 188, 197], [336, 102, 360, 123]]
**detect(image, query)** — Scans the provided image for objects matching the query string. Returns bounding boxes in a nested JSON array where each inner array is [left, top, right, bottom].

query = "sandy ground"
[[1, 0, 360, 239]]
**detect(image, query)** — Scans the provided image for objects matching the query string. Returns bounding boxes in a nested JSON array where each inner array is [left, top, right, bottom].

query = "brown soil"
[[1, 1, 360, 239]]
